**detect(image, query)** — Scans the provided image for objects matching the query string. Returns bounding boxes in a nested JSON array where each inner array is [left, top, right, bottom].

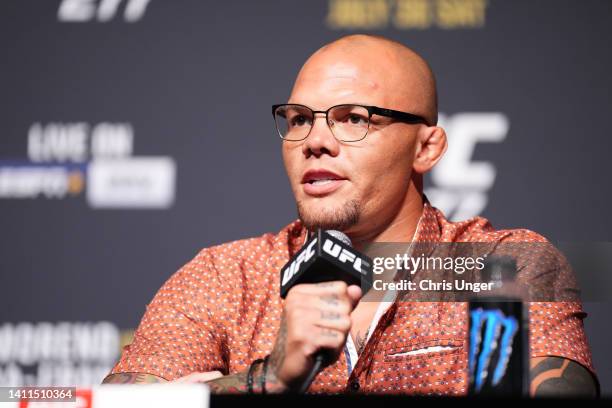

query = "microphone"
[[467, 256, 529, 396], [279, 229, 373, 392], [280, 229, 373, 298]]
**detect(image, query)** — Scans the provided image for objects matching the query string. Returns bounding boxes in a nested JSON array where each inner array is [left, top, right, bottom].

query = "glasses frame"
[[272, 103, 431, 142]]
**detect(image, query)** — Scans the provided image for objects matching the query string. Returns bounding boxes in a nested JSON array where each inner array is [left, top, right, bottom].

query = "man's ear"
[[412, 125, 447, 174]]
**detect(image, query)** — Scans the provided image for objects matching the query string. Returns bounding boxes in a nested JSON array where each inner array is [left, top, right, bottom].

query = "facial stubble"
[[296, 198, 361, 231]]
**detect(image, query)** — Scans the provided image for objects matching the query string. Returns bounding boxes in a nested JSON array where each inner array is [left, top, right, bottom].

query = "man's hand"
[[267, 281, 362, 391]]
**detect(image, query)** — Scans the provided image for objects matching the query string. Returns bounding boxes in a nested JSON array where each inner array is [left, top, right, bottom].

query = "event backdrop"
[[1, 0, 611, 395]]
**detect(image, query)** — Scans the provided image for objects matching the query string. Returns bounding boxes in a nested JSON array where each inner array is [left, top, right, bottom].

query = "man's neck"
[[351, 188, 425, 252], [348, 188, 425, 355]]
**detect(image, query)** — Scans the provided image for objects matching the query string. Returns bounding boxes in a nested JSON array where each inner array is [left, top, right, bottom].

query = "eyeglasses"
[[272, 103, 430, 142]]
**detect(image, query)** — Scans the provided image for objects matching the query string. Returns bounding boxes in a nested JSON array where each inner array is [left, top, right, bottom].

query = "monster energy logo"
[[469, 308, 519, 392]]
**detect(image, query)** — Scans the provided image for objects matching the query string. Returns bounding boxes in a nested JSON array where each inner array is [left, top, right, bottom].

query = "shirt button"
[[350, 381, 360, 392]]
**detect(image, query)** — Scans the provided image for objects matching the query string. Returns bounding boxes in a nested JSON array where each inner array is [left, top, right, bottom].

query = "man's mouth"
[[309, 179, 336, 185], [301, 169, 347, 196], [301, 169, 345, 183]]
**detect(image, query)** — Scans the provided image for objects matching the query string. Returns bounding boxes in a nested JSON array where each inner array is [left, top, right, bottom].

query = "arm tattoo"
[[206, 370, 250, 393], [530, 357, 598, 397], [207, 314, 288, 393], [207, 359, 287, 394], [102, 372, 165, 384], [267, 312, 289, 392]]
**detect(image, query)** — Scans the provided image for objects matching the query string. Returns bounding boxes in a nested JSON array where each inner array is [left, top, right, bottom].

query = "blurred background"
[[1, 0, 611, 395]]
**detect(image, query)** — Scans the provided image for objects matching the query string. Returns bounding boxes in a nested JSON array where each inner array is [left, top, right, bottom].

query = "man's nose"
[[302, 113, 340, 158]]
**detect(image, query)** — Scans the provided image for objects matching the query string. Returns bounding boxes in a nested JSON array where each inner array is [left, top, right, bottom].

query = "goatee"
[[296, 199, 361, 232]]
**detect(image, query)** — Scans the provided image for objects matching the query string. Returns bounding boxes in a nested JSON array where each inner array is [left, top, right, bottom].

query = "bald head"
[[282, 35, 448, 240], [291, 34, 438, 125]]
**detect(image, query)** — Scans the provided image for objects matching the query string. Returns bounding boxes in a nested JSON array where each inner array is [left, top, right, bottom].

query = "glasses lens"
[[328, 105, 370, 141], [274, 105, 313, 141]]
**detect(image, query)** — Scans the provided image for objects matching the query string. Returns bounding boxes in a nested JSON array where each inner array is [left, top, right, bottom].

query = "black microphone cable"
[[298, 354, 325, 393]]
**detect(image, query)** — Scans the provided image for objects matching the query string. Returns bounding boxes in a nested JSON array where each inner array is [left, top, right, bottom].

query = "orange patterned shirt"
[[110, 203, 595, 394]]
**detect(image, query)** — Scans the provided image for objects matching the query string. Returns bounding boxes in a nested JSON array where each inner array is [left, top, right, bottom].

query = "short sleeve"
[[499, 232, 596, 376], [108, 249, 228, 381], [529, 302, 595, 375]]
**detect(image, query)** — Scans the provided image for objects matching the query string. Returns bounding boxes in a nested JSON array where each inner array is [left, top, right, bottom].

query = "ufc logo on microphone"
[[322, 239, 365, 274], [281, 238, 318, 286]]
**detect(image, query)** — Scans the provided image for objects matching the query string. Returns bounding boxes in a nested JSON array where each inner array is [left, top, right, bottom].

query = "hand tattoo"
[[321, 294, 340, 306], [320, 328, 339, 338], [321, 310, 341, 320]]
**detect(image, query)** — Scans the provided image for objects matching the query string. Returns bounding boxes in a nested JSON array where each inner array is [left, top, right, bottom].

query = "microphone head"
[[326, 230, 352, 247]]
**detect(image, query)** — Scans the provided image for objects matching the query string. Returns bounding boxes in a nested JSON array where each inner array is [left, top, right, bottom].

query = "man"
[[103, 35, 598, 396]]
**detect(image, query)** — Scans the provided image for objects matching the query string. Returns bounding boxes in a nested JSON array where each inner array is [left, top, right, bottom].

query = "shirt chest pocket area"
[[383, 337, 464, 363]]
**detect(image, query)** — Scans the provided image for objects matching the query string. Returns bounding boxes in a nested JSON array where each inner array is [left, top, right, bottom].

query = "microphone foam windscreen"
[[326, 230, 352, 247]]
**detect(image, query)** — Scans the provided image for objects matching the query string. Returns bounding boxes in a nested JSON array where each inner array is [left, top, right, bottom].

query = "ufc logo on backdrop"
[[425, 112, 509, 221], [58, 0, 153, 22]]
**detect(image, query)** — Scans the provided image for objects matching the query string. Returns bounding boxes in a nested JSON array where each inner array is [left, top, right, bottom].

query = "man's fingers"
[[287, 305, 351, 332], [313, 327, 347, 350], [317, 294, 352, 314], [290, 281, 348, 296], [347, 285, 363, 308], [172, 371, 224, 383], [274, 281, 360, 388], [318, 309, 352, 331]]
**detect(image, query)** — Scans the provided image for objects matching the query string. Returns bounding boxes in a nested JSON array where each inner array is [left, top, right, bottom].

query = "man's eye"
[[347, 114, 368, 125], [290, 115, 310, 127]]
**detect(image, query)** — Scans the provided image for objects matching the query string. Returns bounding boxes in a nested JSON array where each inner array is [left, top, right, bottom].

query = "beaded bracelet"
[[247, 358, 264, 393], [261, 355, 270, 394]]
